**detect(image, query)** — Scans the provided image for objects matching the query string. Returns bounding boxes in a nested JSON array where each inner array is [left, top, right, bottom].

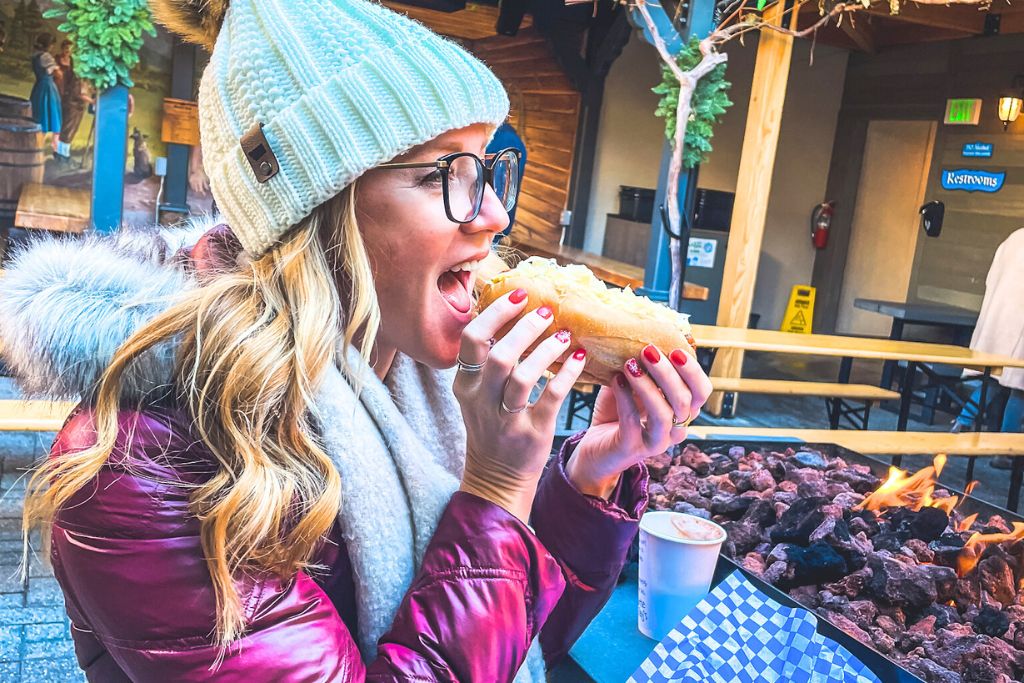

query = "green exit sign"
[[945, 98, 982, 125]]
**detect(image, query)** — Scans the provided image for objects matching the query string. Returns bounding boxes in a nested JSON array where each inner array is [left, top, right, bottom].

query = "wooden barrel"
[[0, 117, 45, 227], [0, 95, 32, 120]]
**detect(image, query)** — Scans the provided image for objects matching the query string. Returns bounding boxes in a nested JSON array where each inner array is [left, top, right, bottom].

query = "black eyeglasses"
[[378, 147, 522, 224]]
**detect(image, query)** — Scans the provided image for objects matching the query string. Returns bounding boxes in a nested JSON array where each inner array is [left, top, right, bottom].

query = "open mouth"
[[437, 268, 474, 314]]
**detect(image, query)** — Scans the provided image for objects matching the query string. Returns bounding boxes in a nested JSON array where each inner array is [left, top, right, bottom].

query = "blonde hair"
[[23, 182, 380, 647]]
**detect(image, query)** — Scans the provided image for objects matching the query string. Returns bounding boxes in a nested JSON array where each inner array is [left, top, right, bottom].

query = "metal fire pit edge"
[[693, 439, 1024, 683]]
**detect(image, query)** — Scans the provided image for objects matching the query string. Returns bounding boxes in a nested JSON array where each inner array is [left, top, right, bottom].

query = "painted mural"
[[0, 0, 212, 229]]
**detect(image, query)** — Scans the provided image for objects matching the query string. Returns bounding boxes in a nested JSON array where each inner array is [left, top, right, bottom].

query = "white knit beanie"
[[152, 0, 510, 256]]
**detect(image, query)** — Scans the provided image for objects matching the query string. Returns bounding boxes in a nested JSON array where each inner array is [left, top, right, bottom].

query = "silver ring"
[[500, 399, 529, 414], [457, 357, 485, 374]]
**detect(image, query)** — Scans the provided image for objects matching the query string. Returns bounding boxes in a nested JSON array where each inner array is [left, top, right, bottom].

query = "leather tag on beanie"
[[240, 123, 280, 183]]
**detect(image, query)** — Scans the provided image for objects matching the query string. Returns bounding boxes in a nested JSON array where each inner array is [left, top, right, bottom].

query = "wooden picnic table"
[[510, 237, 709, 301], [695, 325, 1024, 503], [694, 324, 1024, 449], [854, 297, 979, 390]]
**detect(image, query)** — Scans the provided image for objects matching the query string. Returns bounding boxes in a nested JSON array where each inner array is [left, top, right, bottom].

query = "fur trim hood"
[[0, 217, 219, 401]]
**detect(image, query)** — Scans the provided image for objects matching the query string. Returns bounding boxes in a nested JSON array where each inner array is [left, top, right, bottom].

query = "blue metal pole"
[[90, 85, 129, 233], [636, 0, 718, 305]]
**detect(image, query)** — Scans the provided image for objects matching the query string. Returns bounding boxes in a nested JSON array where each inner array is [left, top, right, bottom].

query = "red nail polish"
[[670, 349, 688, 367], [642, 344, 661, 365], [573, 347, 587, 361], [625, 358, 644, 378], [509, 288, 528, 304], [555, 329, 571, 344], [537, 306, 553, 319], [615, 373, 628, 388]]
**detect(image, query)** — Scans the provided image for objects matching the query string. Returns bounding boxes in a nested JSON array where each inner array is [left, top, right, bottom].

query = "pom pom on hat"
[[149, 0, 230, 53]]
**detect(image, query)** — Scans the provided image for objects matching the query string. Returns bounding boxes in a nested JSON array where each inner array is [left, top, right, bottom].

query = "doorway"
[[835, 120, 937, 336]]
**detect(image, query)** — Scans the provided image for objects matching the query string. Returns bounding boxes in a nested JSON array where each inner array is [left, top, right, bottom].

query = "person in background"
[[29, 32, 62, 153], [487, 121, 527, 240], [55, 39, 92, 162], [952, 228, 1024, 469]]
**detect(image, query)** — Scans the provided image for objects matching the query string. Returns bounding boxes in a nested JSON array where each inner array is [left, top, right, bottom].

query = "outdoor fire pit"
[[647, 441, 1024, 683]]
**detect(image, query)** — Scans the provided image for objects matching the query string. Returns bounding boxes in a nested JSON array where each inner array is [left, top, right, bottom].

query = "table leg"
[[964, 368, 993, 488], [880, 319, 904, 390], [894, 360, 917, 467], [1010, 456, 1024, 513]]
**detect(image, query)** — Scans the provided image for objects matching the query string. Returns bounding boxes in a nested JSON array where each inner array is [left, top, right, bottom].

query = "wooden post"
[[90, 85, 129, 233], [708, 5, 794, 416]]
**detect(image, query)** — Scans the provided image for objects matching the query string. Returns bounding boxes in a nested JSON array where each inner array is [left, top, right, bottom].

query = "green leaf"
[[757, 0, 767, 10]]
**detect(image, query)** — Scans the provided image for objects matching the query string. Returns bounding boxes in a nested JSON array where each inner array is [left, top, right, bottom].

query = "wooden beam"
[[839, 13, 876, 52], [708, 4, 794, 417], [861, 2, 987, 34]]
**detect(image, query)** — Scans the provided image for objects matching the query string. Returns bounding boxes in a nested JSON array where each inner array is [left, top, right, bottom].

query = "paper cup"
[[637, 511, 727, 640]]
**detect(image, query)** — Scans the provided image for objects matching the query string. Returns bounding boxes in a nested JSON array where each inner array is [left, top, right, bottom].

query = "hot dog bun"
[[475, 257, 696, 386]]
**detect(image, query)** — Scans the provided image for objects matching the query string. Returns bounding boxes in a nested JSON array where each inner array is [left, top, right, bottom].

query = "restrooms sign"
[[941, 169, 1006, 193]]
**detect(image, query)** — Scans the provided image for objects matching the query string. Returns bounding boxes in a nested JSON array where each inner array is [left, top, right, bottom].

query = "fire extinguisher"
[[811, 201, 835, 250]]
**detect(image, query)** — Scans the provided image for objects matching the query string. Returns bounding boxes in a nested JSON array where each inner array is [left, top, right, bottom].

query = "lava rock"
[[903, 656, 963, 683], [867, 552, 938, 609], [710, 453, 737, 475], [906, 538, 937, 564], [770, 496, 831, 545], [824, 567, 873, 599], [825, 467, 881, 494], [710, 494, 753, 518], [784, 541, 848, 588], [676, 444, 712, 475], [925, 603, 962, 630], [824, 612, 873, 646], [722, 521, 763, 555], [973, 605, 1011, 638], [671, 501, 711, 519], [740, 498, 777, 527], [979, 556, 1016, 608], [930, 533, 969, 567], [885, 506, 950, 543], [847, 600, 879, 630], [793, 450, 829, 470], [644, 452, 673, 479]]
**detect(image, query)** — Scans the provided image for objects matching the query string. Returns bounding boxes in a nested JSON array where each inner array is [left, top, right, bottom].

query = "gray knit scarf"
[[316, 347, 546, 682]]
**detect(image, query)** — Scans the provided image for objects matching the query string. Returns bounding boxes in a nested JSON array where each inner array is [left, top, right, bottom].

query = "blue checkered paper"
[[628, 571, 880, 683]]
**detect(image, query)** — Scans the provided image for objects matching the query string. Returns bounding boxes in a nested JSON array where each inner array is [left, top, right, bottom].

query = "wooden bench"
[[710, 377, 900, 430], [0, 400, 76, 431]]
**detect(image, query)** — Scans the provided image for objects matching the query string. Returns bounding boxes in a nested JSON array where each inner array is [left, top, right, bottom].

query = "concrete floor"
[[0, 352, 1017, 681]]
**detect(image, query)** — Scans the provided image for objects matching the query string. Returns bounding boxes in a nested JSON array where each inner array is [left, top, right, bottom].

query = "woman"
[[29, 32, 61, 153], [2, 0, 712, 680]]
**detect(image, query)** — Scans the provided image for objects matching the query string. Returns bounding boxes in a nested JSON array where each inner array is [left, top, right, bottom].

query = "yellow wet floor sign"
[[781, 285, 815, 334]]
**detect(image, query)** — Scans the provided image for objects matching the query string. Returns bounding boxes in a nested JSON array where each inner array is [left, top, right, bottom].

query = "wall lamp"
[[998, 75, 1024, 131]]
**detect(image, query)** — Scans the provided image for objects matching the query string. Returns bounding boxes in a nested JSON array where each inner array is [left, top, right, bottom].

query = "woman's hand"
[[454, 289, 587, 522], [566, 345, 714, 499]]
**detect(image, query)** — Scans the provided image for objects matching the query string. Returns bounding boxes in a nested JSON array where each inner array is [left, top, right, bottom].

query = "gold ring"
[[672, 412, 694, 428]]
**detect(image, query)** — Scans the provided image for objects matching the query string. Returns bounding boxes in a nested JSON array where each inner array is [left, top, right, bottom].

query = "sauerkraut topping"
[[490, 257, 691, 332]]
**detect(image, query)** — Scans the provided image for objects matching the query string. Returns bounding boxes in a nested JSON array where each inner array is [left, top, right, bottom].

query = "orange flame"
[[954, 513, 979, 533], [855, 455, 957, 513], [956, 522, 1024, 576]]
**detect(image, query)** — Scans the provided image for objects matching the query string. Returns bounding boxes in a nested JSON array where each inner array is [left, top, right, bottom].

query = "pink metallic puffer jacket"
[[0, 225, 647, 682]]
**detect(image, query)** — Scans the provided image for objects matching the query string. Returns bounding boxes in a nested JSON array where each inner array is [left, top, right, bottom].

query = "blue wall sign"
[[941, 169, 1005, 193], [962, 142, 994, 158]]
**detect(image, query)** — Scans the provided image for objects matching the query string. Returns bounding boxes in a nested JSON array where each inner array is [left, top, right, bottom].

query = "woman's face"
[[355, 123, 509, 369]]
